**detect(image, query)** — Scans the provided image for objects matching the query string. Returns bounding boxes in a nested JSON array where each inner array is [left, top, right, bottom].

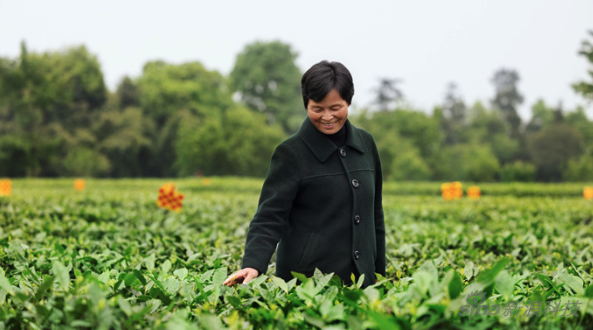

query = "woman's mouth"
[[322, 122, 335, 128]]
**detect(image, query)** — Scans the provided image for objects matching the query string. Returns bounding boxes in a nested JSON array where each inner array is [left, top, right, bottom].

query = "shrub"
[[499, 161, 536, 182]]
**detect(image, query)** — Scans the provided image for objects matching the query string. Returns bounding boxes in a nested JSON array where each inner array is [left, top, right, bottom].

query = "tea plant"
[[0, 178, 592, 329]]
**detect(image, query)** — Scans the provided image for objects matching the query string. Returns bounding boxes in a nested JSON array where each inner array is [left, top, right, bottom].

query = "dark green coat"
[[242, 117, 385, 287]]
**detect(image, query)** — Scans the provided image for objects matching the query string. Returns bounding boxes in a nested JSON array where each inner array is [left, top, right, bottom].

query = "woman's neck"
[[326, 124, 347, 147]]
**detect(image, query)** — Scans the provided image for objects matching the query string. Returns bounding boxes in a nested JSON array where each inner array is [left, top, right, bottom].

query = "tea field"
[[1, 178, 593, 329]]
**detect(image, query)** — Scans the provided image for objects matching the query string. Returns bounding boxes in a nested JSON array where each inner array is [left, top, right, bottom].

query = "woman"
[[223, 61, 385, 288]]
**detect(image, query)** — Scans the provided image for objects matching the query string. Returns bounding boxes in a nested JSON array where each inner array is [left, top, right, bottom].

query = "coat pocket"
[[297, 232, 319, 269]]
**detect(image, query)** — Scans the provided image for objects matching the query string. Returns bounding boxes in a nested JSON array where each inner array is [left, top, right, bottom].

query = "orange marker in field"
[[157, 183, 184, 212], [467, 186, 480, 199], [201, 178, 212, 186], [441, 181, 462, 200], [0, 179, 11, 196], [74, 179, 85, 191], [584, 187, 593, 200]]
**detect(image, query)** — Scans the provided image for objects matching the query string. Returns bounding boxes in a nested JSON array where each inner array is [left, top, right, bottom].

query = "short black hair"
[[301, 61, 354, 109]]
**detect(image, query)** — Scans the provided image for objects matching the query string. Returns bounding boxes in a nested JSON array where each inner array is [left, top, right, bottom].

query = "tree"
[[137, 60, 234, 176], [525, 99, 555, 133], [572, 30, 593, 101], [428, 144, 500, 182], [354, 108, 440, 159], [138, 60, 232, 124], [528, 123, 583, 181], [460, 102, 519, 165], [499, 161, 536, 182], [175, 107, 285, 177], [565, 106, 593, 149], [372, 78, 404, 112], [92, 106, 154, 177], [491, 69, 523, 139], [116, 76, 140, 109], [0, 42, 108, 176], [563, 155, 593, 182], [440, 82, 467, 145], [230, 41, 304, 133]]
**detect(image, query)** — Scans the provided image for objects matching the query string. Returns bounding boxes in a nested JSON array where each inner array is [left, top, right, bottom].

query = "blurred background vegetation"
[[1, 32, 592, 182]]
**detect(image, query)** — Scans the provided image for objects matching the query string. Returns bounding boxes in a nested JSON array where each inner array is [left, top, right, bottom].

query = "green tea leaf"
[[173, 268, 188, 280], [494, 270, 514, 300], [52, 261, 70, 292], [34, 275, 54, 301], [464, 261, 474, 281], [199, 269, 215, 283], [145, 254, 156, 271], [124, 273, 137, 287], [118, 296, 132, 316], [477, 257, 510, 286], [559, 270, 584, 295], [133, 270, 147, 286], [447, 270, 463, 299], [356, 274, 365, 289], [212, 267, 227, 286], [585, 285, 593, 298], [326, 303, 345, 322], [161, 260, 172, 274], [291, 271, 309, 283], [272, 276, 288, 293]]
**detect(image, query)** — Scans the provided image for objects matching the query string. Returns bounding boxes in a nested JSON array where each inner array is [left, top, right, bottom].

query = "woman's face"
[[307, 89, 349, 135]]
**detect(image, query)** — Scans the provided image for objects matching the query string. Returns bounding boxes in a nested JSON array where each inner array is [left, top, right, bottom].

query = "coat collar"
[[298, 117, 365, 162]]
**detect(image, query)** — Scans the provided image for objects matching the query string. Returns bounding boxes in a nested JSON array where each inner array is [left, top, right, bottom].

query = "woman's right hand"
[[223, 267, 259, 286]]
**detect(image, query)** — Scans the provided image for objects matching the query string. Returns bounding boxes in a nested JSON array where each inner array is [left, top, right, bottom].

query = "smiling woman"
[[307, 89, 348, 134], [224, 61, 385, 288]]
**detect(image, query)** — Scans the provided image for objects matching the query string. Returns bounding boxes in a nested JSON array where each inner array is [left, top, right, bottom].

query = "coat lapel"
[[298, 117, 365, 163]]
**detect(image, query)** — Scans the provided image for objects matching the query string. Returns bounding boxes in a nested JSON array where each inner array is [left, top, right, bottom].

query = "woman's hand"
[[223, 268, 259, 286]]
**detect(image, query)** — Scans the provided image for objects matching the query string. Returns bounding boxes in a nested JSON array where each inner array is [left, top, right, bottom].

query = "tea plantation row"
[[0, 178, 592, 329]]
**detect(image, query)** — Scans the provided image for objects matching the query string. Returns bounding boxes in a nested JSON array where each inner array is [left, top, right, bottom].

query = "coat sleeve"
[[241, 143, 300, 275], [371, 137, 386, 276]]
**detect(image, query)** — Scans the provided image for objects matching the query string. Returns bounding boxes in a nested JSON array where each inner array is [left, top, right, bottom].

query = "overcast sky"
[[1, 0, 592, 119]]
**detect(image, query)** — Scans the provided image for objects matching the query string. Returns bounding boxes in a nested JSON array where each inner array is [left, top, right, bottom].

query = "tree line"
[[1, 32, 592, 182]]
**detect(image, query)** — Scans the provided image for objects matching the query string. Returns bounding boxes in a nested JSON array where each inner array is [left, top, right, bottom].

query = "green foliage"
[[429, 144, 500, 182], [93, 107, 154, 177], [0, 135, 30, 177], [138, 60, 233, 123], [116, 76, 140, 109], [230, 40, 304, 133], [389, 141, 432, 181], [565, 107, 593, 147], [572, 30, 593, 100], [366, 127, 431, 181], [353, 109, 439, 181], [175, 107, 285, 177], [63, 147, 111, 177], [526, 99, 555, 133], [563, 155, 593, 182], [499, 161, 536, 182], [18, 43, 107, 125], [136, 60, 234, 177], [528, 123, 584, 181], [440, 82, 467, 145], [461, 102, 519, 164], [1, 40, 593, 182], [491, 69, 523, 139], [0, 178, 592, 329]]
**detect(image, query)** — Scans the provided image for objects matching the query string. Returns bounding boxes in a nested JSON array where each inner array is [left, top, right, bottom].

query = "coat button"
[[354, 251, 360, 259], [340, 148, 346, 157], [352, 179, 359, 188], [354, 215, 361, 224]]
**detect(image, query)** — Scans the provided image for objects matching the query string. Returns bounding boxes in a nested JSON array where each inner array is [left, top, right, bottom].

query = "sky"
[[1, 0, 592, 119]]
